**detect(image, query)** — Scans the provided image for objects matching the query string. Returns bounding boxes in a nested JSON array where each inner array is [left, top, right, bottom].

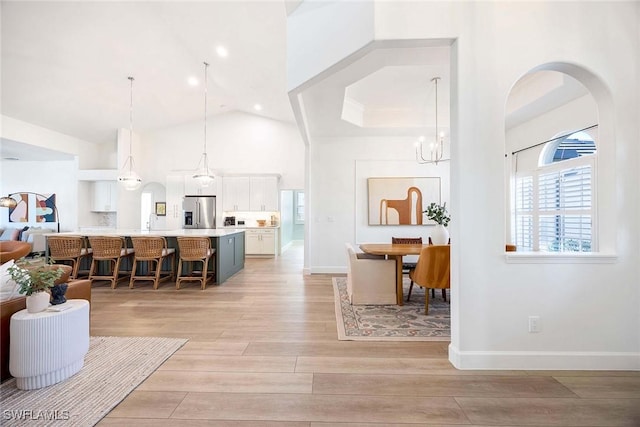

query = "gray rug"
[[333, 277, 450, 341], [0, 336, 187, 426]]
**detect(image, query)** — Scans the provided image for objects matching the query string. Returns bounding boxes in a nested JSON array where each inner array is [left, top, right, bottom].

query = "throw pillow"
[[21, 226, 42, 242], [17, 226, 29, 241], [0, 260, 21, 302], [0, 229, 20, 242]]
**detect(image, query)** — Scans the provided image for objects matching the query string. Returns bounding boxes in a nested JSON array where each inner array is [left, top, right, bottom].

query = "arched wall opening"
[[504, 63, 616, 254]]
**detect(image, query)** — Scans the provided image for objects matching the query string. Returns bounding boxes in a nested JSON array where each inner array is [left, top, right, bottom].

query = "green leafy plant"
[[423, 202, 451, 227], [7, 262, 63, 296]]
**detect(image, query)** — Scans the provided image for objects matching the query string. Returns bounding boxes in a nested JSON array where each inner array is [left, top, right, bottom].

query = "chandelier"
[[117, 76, 142, 190], [193, 61, 215, 187], [416, 76, 449, 165]]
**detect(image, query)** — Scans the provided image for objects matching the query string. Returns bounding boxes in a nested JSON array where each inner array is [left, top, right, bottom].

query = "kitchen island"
[[47, 229, 245, 285]]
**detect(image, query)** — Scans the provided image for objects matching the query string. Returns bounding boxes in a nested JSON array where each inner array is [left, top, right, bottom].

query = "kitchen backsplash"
[[223, 211, 280, 227]]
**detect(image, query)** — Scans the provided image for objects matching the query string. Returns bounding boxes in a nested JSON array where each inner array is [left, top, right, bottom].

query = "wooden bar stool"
[[176, 236, 215, 290], [88, 236, 135, 289], [47, 235, 93, 279], [129, 236, 176, 289]]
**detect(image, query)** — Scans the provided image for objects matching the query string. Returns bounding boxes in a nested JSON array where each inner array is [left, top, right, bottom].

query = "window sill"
[[505, 252, 617, 264]]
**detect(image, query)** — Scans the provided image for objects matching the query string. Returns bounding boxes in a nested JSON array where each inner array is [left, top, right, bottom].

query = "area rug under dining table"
[[0, 336, 186, 426], [333, 276, 450, 341]]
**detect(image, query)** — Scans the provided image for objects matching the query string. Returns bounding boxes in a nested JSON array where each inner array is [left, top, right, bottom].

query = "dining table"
[[359, 243, 429, 305]]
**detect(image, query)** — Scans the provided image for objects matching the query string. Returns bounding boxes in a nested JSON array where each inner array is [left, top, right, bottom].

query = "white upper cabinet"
[[223, 175, 279, 212], [223, 177, 251, 211], [249, 176, 279, 211], [91, 181, 117, 212]]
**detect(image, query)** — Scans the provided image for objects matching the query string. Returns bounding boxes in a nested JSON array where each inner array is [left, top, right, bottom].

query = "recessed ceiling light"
[[253, 104, 263, 111], [187, 76, 199, 86], [216, 46, 228, 58]]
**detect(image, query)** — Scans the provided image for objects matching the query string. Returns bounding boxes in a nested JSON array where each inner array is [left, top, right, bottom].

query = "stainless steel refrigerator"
[[183, 196, 216, 229]]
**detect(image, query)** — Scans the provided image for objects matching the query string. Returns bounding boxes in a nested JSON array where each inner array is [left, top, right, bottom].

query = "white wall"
[[293, 0, 640, 369], [287, 1, 374, 91], [1, 115, 114, 169], [141, 111, 304, 188]]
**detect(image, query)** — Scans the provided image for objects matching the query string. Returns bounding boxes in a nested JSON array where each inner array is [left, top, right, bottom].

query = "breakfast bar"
[[47, 229, 245, 285]]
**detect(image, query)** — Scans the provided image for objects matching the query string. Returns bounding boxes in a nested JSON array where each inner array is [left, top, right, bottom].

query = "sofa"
[[0, 226, 55, 255], [0, 263, 91, 381], [345, 243, 396, 305]]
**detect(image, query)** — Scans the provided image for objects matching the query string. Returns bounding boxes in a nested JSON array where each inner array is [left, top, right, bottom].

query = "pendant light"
[[118, 76, 142, 191], [416, 77, 449, 165], [193, 61, 215, 187]]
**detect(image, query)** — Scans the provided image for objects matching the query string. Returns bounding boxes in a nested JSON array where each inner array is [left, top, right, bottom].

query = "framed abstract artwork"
[[368, 177, 440, 225], [8, 193, 57, 223]]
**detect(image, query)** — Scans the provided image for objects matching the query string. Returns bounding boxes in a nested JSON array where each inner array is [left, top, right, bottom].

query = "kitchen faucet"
[[147, 213, 156, 231]]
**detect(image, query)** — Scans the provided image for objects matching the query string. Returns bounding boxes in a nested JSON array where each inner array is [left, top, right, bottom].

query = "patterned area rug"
[[333, 277, 450, 341], [0, 336, 187, 426]]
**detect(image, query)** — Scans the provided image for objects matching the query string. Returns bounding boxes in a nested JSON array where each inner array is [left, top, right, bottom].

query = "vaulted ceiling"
[[1, 1, 589, 161]]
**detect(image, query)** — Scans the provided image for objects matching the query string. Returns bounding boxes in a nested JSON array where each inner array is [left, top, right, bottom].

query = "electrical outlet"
[[528, 316, 540, 333]]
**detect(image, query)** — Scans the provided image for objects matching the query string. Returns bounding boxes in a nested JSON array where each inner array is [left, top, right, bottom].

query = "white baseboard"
[[309, 266, 347, 275], [449, 344, 640, 370]]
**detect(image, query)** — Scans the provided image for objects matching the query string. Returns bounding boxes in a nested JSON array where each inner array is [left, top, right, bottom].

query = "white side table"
[[9, 299, 90, 390]]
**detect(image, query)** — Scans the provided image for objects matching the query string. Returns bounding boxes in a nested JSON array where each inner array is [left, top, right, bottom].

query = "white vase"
[[26, 291, 50, 313], [430, 224, 450, 245]]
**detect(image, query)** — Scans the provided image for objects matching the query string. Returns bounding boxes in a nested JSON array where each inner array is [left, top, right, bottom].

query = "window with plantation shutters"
[[537, 160, 593, 252], [512, 127, 596, 253], [514, 174, 534, 251]]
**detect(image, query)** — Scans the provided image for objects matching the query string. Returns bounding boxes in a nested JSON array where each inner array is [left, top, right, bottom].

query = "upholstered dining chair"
[[175, 236, 215, 290], [129, 236, 176, 289], [391, 237, 422, 275], [88, 236, 135, 289], [47, 235, 92, 279], [408, 244, 450, 314]]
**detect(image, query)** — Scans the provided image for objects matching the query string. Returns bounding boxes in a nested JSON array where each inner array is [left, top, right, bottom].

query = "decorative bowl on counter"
[[256, 220, 267, 227]]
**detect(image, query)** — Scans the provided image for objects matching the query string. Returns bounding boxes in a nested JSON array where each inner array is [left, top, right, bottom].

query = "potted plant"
[[424, 202, 451, 244], [7, 261, 64, 313]]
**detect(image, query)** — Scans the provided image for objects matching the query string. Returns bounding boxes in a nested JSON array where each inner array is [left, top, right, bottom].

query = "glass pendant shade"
[[118, 76, 142, 191], [193, 153, 214, 187], [118, 162, 142, 191]]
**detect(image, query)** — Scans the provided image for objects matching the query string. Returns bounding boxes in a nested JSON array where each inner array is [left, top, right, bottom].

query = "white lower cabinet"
[[245, 229, 276, 255]]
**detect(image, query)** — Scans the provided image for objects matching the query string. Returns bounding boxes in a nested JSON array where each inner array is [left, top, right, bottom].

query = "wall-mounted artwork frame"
[[8, 193, 56, 223], [155, 202, 166, 216], [368, 177, 440, 225]]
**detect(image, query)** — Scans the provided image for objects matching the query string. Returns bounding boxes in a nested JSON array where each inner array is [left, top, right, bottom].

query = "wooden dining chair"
[[408, 244, 450, 314], [129, 236, 176, 289], [423, 236, 450, 300], [391, 237, 422, 274], [47, 235, 92, 279]]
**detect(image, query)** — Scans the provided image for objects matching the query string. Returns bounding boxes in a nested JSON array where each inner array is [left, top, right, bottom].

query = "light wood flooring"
[[92, 242, 640, 426]]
